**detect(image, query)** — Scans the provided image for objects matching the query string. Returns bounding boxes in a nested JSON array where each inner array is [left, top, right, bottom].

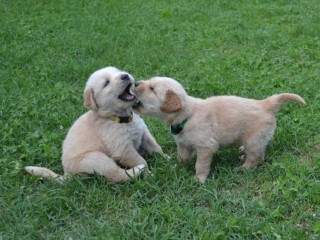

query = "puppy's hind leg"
[[242, 127, 274, 169], [78, 152, 145, 183], [241, 139, 267, 169], [25, 166, 65, 183]]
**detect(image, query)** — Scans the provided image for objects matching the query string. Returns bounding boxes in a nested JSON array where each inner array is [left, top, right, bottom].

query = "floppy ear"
[[160, 90, 182, 113], [84, 88, 98, 111]]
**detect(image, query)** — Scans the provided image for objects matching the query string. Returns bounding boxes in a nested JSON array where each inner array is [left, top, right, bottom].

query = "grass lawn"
[[1, 0, 319, 239]]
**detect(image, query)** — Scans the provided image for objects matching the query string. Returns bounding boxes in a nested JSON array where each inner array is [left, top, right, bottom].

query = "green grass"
[[1, 0, 319, 239]]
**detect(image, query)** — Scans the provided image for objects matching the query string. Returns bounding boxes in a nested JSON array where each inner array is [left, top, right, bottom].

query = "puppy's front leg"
[[140, 129, 163, 155], [177, 142, 193, 166], [118, 146, 148, 169], [195, 147, 214, 183]]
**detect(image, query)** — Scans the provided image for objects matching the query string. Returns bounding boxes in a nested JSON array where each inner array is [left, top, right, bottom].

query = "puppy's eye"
[[103, 80, 110, 88], [150, 86, 155, 92]]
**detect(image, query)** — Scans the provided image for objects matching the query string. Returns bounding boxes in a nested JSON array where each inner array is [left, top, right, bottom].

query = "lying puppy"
[[133, 77, 305, 183], [25, 67, 163, 183]]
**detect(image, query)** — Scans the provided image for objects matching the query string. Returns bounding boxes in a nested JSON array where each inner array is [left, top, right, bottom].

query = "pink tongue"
[[122, 92, 134, 101], [126, 94, 134, 100]]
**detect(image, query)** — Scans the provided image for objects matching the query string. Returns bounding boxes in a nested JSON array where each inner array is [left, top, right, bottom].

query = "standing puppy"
[[133, 77, 305, 183], [25, 67, 163, 183]]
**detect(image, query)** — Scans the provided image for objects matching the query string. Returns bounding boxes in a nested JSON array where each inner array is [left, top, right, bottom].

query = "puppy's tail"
[[261, 93, 306, 113], [25, 166, 66, 183]]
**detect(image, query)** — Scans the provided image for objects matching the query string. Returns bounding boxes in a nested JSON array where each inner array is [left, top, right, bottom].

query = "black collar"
[[171, 119, 188, 135]]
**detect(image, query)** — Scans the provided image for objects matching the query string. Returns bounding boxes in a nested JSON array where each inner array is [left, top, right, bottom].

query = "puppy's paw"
[[25, 166, 53, 178], [127, 164, 146, 179], [161, 154, 171, 161], [136, 164, 146, 171], [135, 164, 152, 179], [195, 174, 207, 184], [238, 146, 246, 162], [25, 166, 36, 175], [239, 146, 245, 153], [143, 170, 154, 178]]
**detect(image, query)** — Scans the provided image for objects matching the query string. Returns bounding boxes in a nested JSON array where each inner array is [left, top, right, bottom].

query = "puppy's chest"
[[174, 131, 194, 146], [173, 125, 215, 148], [102, 121, 144, 149]]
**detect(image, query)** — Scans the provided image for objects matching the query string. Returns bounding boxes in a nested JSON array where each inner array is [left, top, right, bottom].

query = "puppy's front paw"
[[127, 164, 146, 179], [195, 174, 207, 184], [136, 165, 152, 179], [161, 154, 171, 161], [136, 164, 146, 171], [238, 146, 246, 162], [239, 146, 245, 153]]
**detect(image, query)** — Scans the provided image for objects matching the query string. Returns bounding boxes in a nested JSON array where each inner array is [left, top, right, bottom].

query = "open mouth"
[[118, 83, 136, 102]]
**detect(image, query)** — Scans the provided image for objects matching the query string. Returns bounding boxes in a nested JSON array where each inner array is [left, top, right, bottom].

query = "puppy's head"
[[84, 67, 136, 115], [133, 77, 187, 118]]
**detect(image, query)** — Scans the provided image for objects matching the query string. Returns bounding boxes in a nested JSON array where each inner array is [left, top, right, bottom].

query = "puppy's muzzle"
[[133, 81, 144, 94]]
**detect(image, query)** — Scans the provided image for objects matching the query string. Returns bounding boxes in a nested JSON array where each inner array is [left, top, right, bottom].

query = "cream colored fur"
[[25, 67, 163, 183], [133, 77, 305, 183]]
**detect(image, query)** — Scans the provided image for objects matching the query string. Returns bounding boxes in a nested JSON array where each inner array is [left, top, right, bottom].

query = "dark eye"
[[103, 80, 110, 88], [150, 86, 155, 92]]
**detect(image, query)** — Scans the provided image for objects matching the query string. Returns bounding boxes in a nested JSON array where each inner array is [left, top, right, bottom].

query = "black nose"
[[135, 82, 140, 87], [120, 74, 130, 81]]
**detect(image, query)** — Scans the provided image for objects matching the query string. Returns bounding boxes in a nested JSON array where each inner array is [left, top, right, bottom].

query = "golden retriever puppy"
[[133, 77, 305, 183], [25, 67, 163, 183]]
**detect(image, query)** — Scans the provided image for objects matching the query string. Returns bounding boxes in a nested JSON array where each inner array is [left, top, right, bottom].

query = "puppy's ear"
[[84, 88, 98, 111], [160, 90, 182, 113]]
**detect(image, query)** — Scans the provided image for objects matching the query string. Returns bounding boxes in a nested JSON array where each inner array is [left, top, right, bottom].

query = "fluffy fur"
[[25, 67, 163, 183], [133, 77, 305, 183]]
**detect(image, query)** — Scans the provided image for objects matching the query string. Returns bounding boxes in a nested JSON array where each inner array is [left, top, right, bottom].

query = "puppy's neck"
[[95, 108, 133, 119]]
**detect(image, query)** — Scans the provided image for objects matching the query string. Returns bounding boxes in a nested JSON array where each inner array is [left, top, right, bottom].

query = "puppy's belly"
[[217, 136, 242, 148], [174, 133, 212, 150], [174, 130, 241, 150]]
